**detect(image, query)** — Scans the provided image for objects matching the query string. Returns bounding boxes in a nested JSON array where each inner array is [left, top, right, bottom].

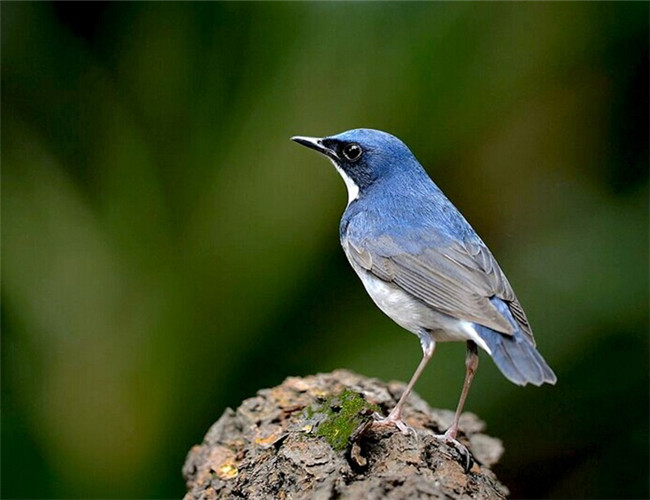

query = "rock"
[[183, 370, 509, 500]]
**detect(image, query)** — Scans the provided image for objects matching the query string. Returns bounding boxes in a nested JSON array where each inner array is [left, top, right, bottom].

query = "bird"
[[291, 128, 556, 457]]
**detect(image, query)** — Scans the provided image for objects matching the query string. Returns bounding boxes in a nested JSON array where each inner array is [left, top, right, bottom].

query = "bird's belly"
[[355, 269, 473, 343]]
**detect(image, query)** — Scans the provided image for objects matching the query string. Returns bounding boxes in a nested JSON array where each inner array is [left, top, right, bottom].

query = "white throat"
[[329, 159, 359, 206]]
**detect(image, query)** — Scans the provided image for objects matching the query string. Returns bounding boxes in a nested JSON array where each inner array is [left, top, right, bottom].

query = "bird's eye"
[[342, 143, 363, 162]]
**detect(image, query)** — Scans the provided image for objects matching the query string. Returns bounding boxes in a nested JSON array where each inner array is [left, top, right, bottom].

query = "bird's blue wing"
[[344, 230, 535, 344]]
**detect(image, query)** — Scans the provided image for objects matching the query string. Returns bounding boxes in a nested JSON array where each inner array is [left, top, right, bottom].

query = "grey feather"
[[475, 322, 557, 386], [345, 234, 535, 344]]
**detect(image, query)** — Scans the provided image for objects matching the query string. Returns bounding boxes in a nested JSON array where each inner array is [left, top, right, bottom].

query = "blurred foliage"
[[2, 2, 648, 499]]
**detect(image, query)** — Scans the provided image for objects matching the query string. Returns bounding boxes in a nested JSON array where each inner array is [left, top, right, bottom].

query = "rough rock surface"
[[183, 370, 508, 500]]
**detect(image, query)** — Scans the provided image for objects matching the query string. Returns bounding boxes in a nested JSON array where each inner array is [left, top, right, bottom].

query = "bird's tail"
[[475, 324, 556, 386], [474, 299, 557, 386]]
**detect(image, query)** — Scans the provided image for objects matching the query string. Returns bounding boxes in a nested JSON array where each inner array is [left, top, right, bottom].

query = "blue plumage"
[[475, 297, 556, 386], [292, 128, 556, 450]]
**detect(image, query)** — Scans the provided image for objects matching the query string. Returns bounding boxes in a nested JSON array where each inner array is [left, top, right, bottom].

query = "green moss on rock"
[[311, 389, 380, 451]]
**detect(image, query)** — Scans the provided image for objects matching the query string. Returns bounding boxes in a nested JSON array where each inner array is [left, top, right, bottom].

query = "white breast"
[[353, 267, 492, 354]]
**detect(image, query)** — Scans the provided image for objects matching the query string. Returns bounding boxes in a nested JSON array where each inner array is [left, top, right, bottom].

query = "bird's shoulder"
[[340, 192, 473, 252]]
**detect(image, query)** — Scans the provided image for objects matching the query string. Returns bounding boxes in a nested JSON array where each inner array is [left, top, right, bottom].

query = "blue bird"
[[292, 129, 556, 452]]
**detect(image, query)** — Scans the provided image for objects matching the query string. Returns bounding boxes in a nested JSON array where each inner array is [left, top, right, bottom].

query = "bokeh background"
[[2, 2, 648, 499]]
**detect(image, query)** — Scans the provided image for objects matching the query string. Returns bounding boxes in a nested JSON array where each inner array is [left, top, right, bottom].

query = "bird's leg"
[[436, 340, 479, 471], [445, 340, 479, 440], [373, 334, 435, 434]]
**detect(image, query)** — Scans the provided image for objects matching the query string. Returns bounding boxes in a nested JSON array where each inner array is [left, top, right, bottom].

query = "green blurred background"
[[2, 2, 648, 499]]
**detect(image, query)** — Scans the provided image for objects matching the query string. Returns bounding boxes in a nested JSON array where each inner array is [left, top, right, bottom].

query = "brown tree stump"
[[183, 370, 509, 500]]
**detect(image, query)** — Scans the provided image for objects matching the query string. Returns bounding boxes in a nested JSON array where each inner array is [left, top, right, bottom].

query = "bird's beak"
[[291, 136, 338, 160]]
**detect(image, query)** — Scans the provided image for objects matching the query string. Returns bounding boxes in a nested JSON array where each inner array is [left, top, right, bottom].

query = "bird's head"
[[292, 129, 424, 205]]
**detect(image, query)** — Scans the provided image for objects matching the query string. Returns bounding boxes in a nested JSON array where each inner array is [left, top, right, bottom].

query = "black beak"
[[291, 136, 338, 160]]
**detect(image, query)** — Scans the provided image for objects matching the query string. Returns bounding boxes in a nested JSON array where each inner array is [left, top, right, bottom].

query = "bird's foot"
[[435, 429, 474, 472], [371, 411, 416, 436]]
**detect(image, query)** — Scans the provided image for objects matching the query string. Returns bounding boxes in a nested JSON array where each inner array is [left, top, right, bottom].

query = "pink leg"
[[374, 336, 435, 434], [435, 341, 478, 471], [444, 341, 479, 440]]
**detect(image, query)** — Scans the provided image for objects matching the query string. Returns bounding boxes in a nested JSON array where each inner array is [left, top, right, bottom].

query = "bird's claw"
[[435, 431, 474, 472], [371, 411, 416, 436]]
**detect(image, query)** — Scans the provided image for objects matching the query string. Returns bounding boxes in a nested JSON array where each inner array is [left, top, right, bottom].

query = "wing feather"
[[346, 236, 534, 343]]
